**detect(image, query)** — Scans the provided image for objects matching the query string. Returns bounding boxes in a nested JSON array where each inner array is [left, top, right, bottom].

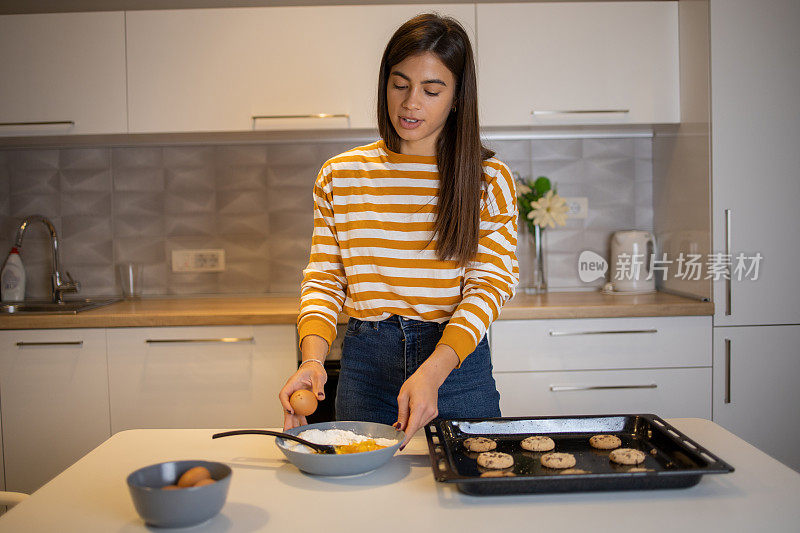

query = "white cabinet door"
[[477, 2, 679, 126], [491, 317, 711, 372], [713, 325, 800, 472], [126, 5, 475, 133], [0, 329, 110, 494], [495, 368, 711, 420], [0, 12, 127, 136], [107, 325, 296, 432], [710, 0, 800, 325]]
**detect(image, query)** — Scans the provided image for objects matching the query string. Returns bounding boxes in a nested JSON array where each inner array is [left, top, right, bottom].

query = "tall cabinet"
[[710, 0, 800, 471]]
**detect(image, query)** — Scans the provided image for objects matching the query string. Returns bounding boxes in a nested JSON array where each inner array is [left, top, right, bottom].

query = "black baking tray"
[[424, 414, 734, 496]]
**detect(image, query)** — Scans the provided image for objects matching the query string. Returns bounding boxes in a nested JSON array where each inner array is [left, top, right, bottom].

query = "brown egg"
[[193, 478, 216, 487], [177, 466, 211, 488], [289, 389, 318, 416], [162, 485, 181, 490]]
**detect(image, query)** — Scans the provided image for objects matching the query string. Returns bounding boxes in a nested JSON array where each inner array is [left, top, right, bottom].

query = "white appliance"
[[609, 230, 656, 293]]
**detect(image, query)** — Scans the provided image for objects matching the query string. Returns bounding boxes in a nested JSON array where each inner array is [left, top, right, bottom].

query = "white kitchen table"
[[1, 418, 798, 532]]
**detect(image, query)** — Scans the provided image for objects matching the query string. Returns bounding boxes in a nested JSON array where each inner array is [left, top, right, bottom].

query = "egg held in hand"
[[290, 389, 318, 416]]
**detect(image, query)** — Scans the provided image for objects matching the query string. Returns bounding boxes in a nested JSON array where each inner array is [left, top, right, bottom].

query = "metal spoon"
[[211, 429, 337, 454]]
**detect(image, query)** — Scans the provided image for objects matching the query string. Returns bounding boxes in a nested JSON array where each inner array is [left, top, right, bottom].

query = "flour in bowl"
[[284, 429, 397, 454]]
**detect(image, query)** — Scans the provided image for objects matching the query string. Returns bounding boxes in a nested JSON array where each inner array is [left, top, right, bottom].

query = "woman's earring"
[[451, 105, 456, 113]]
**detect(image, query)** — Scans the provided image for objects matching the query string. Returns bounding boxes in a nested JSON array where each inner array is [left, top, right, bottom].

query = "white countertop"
[[1, 418, 798, 532]]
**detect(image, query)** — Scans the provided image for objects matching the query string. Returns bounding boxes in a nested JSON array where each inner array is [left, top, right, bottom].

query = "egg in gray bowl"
[[127, 459, 231, 528]]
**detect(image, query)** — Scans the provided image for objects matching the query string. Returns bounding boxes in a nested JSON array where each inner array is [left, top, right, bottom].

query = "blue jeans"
[[336, 315, 501, 425]]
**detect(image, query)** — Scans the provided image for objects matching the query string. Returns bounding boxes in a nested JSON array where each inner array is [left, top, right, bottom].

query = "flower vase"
[[528, 225, 547, 294]]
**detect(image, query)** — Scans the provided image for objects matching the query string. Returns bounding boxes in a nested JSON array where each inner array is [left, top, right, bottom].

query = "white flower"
[[527, 190, 569, 229], [516, 183, 532, 197]]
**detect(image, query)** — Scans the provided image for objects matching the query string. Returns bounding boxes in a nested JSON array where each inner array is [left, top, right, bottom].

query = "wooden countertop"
[[0, 291, 712, 330]]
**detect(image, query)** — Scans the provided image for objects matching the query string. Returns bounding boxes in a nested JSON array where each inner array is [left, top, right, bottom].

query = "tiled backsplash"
[[0, 136, 652, 298]]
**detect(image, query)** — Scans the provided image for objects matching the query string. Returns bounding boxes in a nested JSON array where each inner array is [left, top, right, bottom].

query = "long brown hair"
[[377, 13, 494, 266]]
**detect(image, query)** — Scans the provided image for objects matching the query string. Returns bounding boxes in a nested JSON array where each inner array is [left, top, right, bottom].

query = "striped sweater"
[[297, 139, 519, 365]]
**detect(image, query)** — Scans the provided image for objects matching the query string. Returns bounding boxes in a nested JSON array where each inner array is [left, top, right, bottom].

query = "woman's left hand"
[[394, 344, 459, 449]]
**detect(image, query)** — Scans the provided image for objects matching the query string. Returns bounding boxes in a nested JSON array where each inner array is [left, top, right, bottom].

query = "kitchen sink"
[[0, 298, 122, 315]]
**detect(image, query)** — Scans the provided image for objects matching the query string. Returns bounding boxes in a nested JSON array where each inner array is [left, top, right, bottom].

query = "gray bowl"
[[277, 421, 404, 476], [127, 460, 232, 528]]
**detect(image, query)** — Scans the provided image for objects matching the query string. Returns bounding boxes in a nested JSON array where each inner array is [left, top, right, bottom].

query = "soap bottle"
[[1, 247, 26, 302]]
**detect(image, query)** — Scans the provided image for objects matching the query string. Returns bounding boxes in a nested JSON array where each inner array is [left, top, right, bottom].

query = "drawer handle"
[[252, 113, 349, 122], [16, 341, 83, 347], [548, 329, 657, 337], [532, 109, 629, 116], [0, 120, 75, 127], [145, 337, 254, 344], [549, 384, 657, 392]]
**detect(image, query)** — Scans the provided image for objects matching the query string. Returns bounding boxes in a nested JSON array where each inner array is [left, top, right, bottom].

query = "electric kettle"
[[609, 230, 656, 292]]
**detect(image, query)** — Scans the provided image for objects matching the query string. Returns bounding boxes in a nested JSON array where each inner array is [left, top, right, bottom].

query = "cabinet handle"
[[16, 341, 83, 347], [550, 384, 657, 392], [724, 338, 731, 404], [252, 113, 349, 123], [532, 109, 629, 116], [548, 329, 657, 337], [725, 209, 732, 316], [145, 337, 254, 344], [0, 120, 75, 127]]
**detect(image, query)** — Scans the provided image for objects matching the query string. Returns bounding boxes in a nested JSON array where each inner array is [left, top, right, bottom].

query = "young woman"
[[279, 13, 518, 448]]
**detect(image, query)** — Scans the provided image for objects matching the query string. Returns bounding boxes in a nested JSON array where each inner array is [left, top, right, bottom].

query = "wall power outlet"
[[171, 249, 226, 272], [563, 197, 589, 219]]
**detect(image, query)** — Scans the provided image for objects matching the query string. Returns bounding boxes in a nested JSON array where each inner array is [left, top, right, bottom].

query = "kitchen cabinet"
[[126, 4, 475, 133], [713, 326, 800, 472], [476, 2, 679, 126], [0, 329, 111, 494], [491, 317, 712, 418], [710, 0, 800, 326], [0, 12, 127, 136], [106, 325, 296, 432]]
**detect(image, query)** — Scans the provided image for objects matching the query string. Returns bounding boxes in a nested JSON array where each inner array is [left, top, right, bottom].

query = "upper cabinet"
[[126, 5, 475, 133], [0, 12, 127, 136], [476, 2, 680, 126]]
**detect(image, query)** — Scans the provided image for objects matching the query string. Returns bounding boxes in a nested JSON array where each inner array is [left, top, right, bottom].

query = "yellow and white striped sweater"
[[297, 139, 519, 365]]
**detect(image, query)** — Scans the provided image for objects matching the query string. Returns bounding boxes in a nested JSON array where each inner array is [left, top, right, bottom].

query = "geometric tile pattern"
[[487, 137, 653, 291], [0, 137, 652, 298]]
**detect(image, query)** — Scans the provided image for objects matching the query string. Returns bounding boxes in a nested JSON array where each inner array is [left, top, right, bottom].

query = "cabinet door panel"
[[0, 329, 110, 494], [0, 12, 127, 136], [713, 325, 800, 471], [492, 317, 711, 372], [495, 367, 711, 419], [710, 0, 800, 325], [477, 2, 679, 126], [107, 326, 296, 432], [127, 5, 474, 133]]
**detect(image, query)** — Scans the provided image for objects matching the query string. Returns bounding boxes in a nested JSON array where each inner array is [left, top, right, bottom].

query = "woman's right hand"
[[278, 362, 327, 431]]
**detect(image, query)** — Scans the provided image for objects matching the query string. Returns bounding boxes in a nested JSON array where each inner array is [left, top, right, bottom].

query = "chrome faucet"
[[14, 215, 80, 303]]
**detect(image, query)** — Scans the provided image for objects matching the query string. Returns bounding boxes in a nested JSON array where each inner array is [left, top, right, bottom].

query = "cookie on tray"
[[560, 468, 590, 475], [540, 452, 576, 469], [477, 451, 514, 469], [589, 434, 622, 450], [463, 437, 497, 452], [480, 470, 516, 478], [609, 448, 646, 465], [520, 435, 555, 452]]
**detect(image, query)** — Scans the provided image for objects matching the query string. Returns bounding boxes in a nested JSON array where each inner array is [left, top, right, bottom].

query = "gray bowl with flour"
[[276, 421, 404, 476]]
